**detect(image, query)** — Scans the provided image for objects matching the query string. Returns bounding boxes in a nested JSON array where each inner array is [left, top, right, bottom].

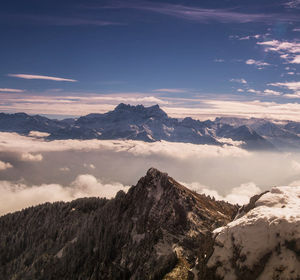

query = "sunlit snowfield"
[[1, 131, 300, 215]]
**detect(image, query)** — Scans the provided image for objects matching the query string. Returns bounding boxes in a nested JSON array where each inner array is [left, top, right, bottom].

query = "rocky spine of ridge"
[[0, 168, 238, 280]]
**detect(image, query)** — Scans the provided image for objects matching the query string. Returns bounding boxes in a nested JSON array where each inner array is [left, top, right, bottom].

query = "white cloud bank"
[[0, 132, 249, 158], [1, 133, 300, 216], [0, 174, 130, 216], [28, 131, 51, 138], [185, 181, 262, 205], [21, 152, 43, 162], [0, 160, 13, 170]]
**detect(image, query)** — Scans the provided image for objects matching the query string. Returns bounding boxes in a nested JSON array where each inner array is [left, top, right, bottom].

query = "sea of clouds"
[[1, 132, 300, 215]]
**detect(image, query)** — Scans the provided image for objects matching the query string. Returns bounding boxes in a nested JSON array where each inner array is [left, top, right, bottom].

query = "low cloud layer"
[[0, 174, 130, 216], [185, 181, 262, 205], [0, 160, 12, 170], [21, 153, 43, 162], [1, 133, 300, 215]]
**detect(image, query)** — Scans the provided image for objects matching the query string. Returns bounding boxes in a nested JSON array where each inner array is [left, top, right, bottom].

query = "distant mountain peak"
[[113, 103, 167, 119]]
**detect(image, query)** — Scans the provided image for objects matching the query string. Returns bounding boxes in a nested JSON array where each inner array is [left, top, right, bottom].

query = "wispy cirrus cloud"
[[230, 78, 247, 84], [1, 14, 123, 27], [214, 59, 225, 63], [230, 34, 262, 40], [284, 0, 300, 8], [8, 74, 77, 82], [0, 88, 25, 93], [0, 92, 169, 116], [153, 88, 187, 93], [93, 1, 300, 23]]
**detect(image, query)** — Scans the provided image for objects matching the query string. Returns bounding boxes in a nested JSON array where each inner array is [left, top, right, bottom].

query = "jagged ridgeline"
[[0, 168, 237, 280], [6, 102, 300, 150]]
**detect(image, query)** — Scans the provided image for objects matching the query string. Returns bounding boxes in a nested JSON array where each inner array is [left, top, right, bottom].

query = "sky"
[[0, 0, 300, 120]]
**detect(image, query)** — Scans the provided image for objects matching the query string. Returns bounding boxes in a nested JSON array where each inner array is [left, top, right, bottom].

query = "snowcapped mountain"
[[207, 186, 300, 280], [216, 117, 300, 150], [3, 103, 300, 150]]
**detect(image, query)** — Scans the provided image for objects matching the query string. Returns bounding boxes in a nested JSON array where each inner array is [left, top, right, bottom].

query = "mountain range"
[[1, 168, 299, 279], [2, 103, 300, 150]]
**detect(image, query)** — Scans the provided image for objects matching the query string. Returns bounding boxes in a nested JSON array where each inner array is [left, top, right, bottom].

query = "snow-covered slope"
[[207, 186, 300, 280]]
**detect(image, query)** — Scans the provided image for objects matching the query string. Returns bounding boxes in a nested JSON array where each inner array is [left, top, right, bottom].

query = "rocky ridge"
[[0, 168, 237, 280]]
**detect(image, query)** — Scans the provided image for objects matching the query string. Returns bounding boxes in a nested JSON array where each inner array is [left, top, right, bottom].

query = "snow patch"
[[208, 186, 300, 279]]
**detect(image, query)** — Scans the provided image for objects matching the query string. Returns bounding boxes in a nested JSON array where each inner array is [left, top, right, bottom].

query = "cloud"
[[214, 59, 225, 63], [0, 175, 130, 215], [247, 89, 261, 94], [230, 78, 247, 84], [284, 0, 300, 8], [269, 81, 300, 91], [230, 34, 264, 41], [2, 133, 300, 215], [0, 133, 249, 158], [84, 163, 96, 169], [153, 88, 187, 93], [28, 131, 51, 138], [237, 89, 244, 92], [263, 89, 281, 96], [1, 14, 122, 27], [246, 89, 280, 96], [0, 160, 12, 171], [163, 100, 300, 121], [0, 93, 169, 116], [8, 74, 77, 82], [283, 92, 300, 99], [257, 40, 300, 64], [21, 153, 43, 162], [245, 59, 270, 67], [293, 28, 300, 32], [291, 55, 300, 64], [0, 88, 25, 93], [186, 181, 262, 205], [97, 1, 300, 23], [60, 167, 70, 172]]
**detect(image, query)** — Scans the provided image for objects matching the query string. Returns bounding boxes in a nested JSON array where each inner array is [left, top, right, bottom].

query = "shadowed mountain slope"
[[0, 168, 237, 280]]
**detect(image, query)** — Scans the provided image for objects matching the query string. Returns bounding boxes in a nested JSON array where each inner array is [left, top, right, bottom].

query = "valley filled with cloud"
[[1, 132, 300, 215]]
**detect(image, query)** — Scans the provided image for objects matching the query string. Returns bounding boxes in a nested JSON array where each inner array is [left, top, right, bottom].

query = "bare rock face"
[[0, 168, 237, 280]]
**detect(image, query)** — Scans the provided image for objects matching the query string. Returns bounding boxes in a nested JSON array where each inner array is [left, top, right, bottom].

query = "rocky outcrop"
[[0, 168, 237, 280], [207, 186, 300, 280]]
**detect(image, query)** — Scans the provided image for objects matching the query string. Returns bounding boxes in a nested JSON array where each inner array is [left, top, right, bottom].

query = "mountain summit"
[[0, 168, 237, 280]]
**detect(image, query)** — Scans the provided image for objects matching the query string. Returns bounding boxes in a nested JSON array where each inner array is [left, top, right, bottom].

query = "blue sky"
[[0, 0, 300, 120]]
